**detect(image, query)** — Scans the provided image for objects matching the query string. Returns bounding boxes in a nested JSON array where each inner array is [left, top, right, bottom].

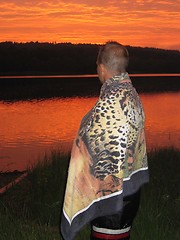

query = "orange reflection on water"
[[0, 97, 97, 171], [0, 92, 179, 171], [0, 97, 96, 143], [141, 92, 180, 149]]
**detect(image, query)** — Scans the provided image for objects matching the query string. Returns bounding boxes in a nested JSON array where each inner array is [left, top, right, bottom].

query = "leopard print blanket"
[[61, 73, 149, 240]]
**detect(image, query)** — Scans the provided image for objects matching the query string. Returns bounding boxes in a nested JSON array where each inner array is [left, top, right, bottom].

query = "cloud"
[[0, 0, 179, 50]]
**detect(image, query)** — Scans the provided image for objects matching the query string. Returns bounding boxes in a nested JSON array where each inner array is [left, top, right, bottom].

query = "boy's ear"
[[99, 64, 107, 77], [99, 63, 105, 72]]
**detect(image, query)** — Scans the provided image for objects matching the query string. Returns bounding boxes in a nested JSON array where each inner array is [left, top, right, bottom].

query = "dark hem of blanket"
[[60, 168, 149, 240]]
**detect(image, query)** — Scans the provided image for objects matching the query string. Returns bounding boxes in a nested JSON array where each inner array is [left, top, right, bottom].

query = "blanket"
[[61, 73, 149, 240]]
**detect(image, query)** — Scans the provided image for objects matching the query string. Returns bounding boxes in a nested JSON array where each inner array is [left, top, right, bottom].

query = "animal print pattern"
[[61, 73, 149, 240], [78, 74, 147, 181]]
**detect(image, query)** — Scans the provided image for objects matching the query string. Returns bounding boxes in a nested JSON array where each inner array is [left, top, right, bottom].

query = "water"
[[0, 76, 180, 171]]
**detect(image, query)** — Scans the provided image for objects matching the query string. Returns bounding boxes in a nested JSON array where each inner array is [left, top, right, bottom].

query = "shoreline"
[[0, 171, 27, 193]]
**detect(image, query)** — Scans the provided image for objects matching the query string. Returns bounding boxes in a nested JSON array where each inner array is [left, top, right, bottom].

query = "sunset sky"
[[0, 0, 180, 50]]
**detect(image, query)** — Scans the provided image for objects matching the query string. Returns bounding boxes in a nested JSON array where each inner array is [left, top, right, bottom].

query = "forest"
[[0, 41, 180, 75]]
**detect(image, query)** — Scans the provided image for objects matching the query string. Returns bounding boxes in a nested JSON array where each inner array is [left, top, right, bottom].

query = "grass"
[[0, 214, 60, 240], [0, 148, 179, 240], [0, 171, 23, 189], [131, 148, 180, 240]]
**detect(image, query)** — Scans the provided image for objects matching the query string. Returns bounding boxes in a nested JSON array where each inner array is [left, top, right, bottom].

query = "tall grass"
[[0, 213, 60, 240], [0, 148, 179, 240], [131, 148, 180, 240], [1, 151, 69, 225]]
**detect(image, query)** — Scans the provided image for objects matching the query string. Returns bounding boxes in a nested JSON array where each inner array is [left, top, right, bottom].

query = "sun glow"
[[0, 0, 180, 50]]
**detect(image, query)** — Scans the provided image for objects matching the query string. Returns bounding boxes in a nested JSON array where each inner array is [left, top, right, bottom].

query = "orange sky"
[[0, 0, 180, 50]]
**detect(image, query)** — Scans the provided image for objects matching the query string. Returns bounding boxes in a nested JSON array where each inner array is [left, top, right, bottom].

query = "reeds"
[[0, 148, 179, 240]]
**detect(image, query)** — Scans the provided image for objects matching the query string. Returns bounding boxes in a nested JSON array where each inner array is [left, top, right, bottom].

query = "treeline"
[[0, 41, 180, 75]]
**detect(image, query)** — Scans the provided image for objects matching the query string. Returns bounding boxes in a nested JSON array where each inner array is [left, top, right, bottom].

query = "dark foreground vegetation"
[[0, 42, 180, 75], [0, 148, 179, 240]]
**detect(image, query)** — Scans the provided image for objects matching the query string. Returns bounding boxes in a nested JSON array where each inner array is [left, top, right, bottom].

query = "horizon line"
[[0, 41, 179, 52], [0, 73, 180, 79]]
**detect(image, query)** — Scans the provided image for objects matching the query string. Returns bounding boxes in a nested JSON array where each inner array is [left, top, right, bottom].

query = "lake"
[[0, 75, 180, 172]]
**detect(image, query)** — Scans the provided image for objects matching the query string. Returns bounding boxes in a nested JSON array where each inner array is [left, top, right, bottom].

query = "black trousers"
[[90, 190, 141, 240]]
